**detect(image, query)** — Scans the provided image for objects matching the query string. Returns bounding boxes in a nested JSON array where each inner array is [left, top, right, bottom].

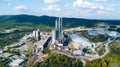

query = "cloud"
[[73, 0, 83, 7], [73, 0, 105, 10], [94, 0, 108, 2], [97, 10, 110, 16], [73, 0, 113, 17], [43, 0, 59, 4], [97, 10, 106, 14], [43, 4, 61, 11], [13, 5, 28, 12]]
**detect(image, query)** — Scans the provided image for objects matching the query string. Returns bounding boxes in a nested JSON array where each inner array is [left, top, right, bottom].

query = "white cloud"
[[94, 0, 108, 2], [97, 10, 106, 14], [73, 0, 105, 10], [73, 0, 113, 17], [43, 4, 61, 11], [13, 5, 28, 12], [97, 10, 110, 16], [44, 0, 59, 4]]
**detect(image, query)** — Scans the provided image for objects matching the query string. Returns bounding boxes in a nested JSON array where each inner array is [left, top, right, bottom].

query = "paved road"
[[52, 37, 116, 62], [88, 37, 116, 60], [98, 37, 116, 58], [26, 54, 37, 67]]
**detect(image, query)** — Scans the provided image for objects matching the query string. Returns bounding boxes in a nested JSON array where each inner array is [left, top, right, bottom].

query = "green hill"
[[0, 14, 120, 28]]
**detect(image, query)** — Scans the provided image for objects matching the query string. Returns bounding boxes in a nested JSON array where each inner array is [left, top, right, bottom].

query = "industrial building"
[[9, 59, 26, 67], [33, 29, 40, 41], [68, 33, 92, 49], [52, 18, 64, 46], [35, 35, 51, 53]]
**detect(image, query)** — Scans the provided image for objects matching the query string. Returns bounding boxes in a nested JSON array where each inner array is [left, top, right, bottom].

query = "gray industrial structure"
[[52, 18, 64, 46], [33, 29, 40, 41]]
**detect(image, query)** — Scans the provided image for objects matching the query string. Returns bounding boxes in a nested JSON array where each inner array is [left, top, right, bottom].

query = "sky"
[[0, 0, 120, 19]]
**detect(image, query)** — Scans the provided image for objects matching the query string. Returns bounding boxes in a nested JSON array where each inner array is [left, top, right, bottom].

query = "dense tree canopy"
[[34, 52, 83, 67]]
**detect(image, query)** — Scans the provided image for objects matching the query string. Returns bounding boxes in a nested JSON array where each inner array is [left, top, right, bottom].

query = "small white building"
[[9, 59, 26, 67], [52, 30, 56, 44], [0, 50, 3, 54], [57, 43, 63, 46], [2, 53, 12, 58], [21, 34, 34, 42], [88, 31, 98, 36], [73, 50, 82, 56], [11, 55, 19, 59]]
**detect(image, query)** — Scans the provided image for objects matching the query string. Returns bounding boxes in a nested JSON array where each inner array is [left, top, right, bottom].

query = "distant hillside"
[[0, 14, 120, 28]]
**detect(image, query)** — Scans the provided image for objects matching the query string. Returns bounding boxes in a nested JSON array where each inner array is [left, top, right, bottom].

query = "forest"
[[34, 52, 83, 67]]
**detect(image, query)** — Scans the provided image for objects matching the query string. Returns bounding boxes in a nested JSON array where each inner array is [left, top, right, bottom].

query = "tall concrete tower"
[[55, 17, 64, 44]]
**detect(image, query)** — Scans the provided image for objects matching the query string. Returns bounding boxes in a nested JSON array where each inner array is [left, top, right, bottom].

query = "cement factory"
[[1, 17, 120, 67]]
